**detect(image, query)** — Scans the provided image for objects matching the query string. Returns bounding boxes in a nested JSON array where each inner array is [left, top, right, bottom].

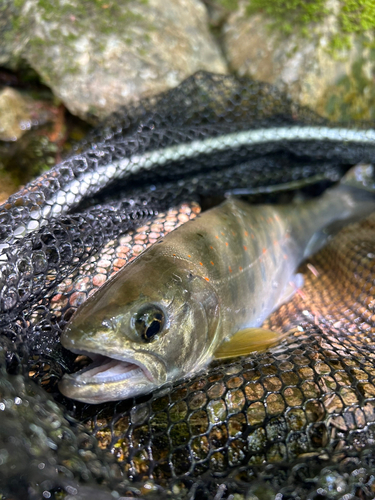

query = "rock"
[[203, 0, 236, 28], [0, 89, 90, 201], [223, 0, 375, 120], [0, 0, 25, 69], [2, 0, 227, 121], [0, 170, 19, 204], [0, 87, 33, 141], [0, 85, 63, 143]]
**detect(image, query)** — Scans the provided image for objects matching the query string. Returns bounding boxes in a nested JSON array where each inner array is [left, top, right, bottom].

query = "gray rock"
[[2, 0, 227, 121], [0, 0, 25, 68], [223, 0, 375, 120]]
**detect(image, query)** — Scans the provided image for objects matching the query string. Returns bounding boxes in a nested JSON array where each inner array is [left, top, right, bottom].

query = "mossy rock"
[[2, 0, 227, 121], [222, 0, 375, 121]]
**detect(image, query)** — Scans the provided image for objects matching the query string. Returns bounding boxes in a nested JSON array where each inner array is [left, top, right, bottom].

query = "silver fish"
[[59, 164, 375, 403]]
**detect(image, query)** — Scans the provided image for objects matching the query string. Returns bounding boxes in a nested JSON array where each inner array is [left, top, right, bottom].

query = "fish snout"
[[58, 346, 168, 403]]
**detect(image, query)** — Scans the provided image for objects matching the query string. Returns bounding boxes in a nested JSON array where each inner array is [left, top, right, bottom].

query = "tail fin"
[[339, 163, 375, 193], [302, 163, 375, 258], [323, 162, 375, 231]]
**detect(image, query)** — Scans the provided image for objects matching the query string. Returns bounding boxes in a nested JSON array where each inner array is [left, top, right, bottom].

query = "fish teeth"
[[74, 356, 143, 383]]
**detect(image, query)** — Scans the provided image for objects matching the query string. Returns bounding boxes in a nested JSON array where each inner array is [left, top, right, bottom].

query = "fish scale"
[[27, 202, 201, 388], [3, 72, 375, 499], [55, 192, 375, 491], [48, 203, 200, 316], [59, 164, 375, 404], [77, 211, 375, 493]]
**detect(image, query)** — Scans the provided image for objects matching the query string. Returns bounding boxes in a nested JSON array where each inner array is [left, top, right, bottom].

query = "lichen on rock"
[[2, 0, 227, 121], [222, 0, 375, 120]]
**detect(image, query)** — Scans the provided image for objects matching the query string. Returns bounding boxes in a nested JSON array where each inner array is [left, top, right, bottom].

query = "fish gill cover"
[[1, 72, 375, 499]]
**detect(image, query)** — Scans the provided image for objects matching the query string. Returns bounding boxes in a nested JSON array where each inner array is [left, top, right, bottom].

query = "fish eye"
[[134, 305, 165, 342]]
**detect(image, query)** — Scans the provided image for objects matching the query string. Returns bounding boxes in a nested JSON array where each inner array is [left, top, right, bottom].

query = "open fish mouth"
[[68, 353, 148, 384], [58, 350, 161, 403]]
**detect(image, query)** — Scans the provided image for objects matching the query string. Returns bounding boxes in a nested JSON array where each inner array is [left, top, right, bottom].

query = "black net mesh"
[[2, 72, 375, 499]]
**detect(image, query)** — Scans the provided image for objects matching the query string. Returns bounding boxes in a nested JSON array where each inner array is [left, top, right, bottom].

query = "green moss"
[[319, 58, 375, 120], [10, 0, 153, 86], [340, 0, 375, 33], [37, 0, 55, 16], [5, 0, 23, 42], [328, 33, 352, 53], [243, 0, 375, 55], [246, 0, 327, 36]]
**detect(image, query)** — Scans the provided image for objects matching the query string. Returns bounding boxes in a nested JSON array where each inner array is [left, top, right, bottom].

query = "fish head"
[[59, 250, 219, 403]]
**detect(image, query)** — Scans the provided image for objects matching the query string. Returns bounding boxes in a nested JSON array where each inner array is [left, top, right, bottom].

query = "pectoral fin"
[[214, 327, 288, 360]]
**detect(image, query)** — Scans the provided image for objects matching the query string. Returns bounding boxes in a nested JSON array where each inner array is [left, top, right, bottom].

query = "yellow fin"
[[214, 328, 288, 360]]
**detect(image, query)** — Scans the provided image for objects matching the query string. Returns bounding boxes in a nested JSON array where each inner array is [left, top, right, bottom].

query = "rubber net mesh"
[[2, 72, 375, 499]]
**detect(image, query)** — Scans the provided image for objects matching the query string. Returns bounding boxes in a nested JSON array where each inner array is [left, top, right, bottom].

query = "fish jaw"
[[59, 356, 159, 404], [59, 336, 168, 403]]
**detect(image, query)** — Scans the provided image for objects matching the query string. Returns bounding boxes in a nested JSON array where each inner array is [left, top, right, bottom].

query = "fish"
[[47, 203, 201, 319], [58, 163, 375, 404], [79, 208, 375, 489], [5, 71, 375, 498]]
